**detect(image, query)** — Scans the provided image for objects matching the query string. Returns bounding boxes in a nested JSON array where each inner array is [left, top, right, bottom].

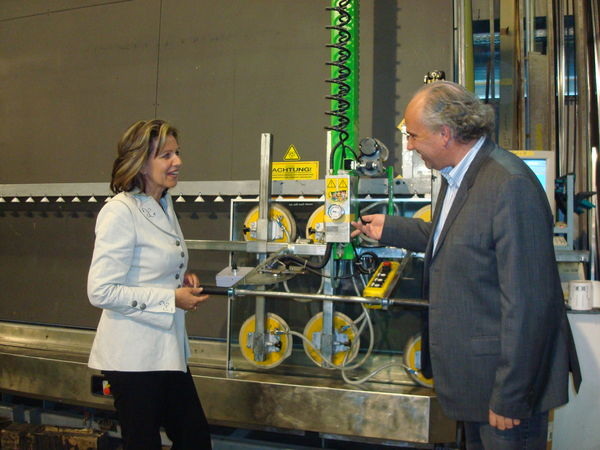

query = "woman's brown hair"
[[110, 119, 179, 194]]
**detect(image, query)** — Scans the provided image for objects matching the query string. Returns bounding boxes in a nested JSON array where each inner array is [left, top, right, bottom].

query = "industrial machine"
[[3, 0, 599, 447], [176, 128, 448, 445], [173, 1, 448, 437], [0, 2, 454, 447], [0, 1, 460, 446], [191, 0, 440, 411], [209, 133, 433, 384], [0, 143, 451, 447]]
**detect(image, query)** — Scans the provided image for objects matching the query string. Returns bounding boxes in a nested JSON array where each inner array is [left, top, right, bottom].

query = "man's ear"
[[440, 125, 452, 146]]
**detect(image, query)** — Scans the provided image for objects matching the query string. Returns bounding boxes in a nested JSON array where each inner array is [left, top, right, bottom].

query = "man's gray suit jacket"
[[380, 138, 581, 422]]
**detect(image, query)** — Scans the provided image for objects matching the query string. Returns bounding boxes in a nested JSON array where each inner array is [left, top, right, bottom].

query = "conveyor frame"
[[0, 321, 456, 445]]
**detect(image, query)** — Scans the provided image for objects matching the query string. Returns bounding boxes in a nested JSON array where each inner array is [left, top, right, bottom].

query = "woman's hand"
[[175, 286, 209, 311], [183, 272, 200, 288], [176, 272, 208, 311]]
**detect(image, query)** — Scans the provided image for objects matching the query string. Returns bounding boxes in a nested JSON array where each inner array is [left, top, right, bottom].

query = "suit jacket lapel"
[[431, 182, 468, 259], [429, 138, 495, 260], [163, 194, 185, 239], [424, 177, 448, 269], [135, 194, 180, 238]]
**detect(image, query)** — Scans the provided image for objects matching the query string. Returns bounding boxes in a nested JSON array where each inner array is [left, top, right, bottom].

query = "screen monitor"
[[511, 150, 556, 216]]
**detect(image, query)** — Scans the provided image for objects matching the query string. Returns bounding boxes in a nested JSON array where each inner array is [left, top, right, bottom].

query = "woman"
[[87, 119, 212, 449]]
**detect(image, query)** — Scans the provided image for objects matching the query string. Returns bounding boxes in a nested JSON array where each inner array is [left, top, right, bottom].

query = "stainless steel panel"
[[0, 322, 455, 445], [202, 371, 455, 445]]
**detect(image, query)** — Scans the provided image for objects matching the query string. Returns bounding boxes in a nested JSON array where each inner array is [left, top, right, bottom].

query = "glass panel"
[[226, 197, 429, 386]]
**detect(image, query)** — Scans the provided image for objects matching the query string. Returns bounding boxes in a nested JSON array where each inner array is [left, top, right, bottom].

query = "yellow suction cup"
[[305, 205, 326, 244], [403, 333, 434, 388], [238, 313, 292, 369], [412, 205, 431, 222], [242, 204, 297, 242], [302, 312, 359, 368]]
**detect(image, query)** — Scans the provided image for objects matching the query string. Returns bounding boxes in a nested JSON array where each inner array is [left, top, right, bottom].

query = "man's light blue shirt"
[[432, 136, 486, 252]]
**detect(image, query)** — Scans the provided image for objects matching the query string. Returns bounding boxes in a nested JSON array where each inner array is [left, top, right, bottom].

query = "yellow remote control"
[[363, 261, 401, 299]]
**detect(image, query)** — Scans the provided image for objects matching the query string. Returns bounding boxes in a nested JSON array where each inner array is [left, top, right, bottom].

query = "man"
[[352, 81, 580, 449]]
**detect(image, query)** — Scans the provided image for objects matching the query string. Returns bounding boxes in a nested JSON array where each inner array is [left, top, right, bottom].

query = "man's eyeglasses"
[[401, 130, 418, 141]]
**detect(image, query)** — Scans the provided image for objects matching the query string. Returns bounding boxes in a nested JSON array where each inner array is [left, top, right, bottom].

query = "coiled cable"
[[326, 0, 356, 168]]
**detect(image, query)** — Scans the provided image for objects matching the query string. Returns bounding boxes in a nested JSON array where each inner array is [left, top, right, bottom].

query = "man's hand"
[[489, 409, 521, 430], [350, 214, 385, 240]]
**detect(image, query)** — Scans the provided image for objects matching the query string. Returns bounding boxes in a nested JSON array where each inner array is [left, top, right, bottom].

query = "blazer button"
[[131, 300, 138, 307], [181, 252, 185, 257], [177, 284, 181, 288], [140, 303, 146, 310], [179, 263, 184, 269], [175, 273, 180, 279], [175, 240, 181, 246]]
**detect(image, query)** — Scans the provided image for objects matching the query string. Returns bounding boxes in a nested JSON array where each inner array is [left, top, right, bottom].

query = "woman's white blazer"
[[87, 191, 190, 372]]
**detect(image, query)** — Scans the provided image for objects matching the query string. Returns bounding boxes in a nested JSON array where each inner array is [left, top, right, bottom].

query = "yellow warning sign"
[[325, 175, 351, 211], [283, 145, 301, 161], [272, 161, 319, 180]]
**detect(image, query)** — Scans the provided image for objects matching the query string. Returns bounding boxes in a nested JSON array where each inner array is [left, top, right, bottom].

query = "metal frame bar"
[[251, 133, 275, 362], [0, 178, 416, 199], [231, 288, 428, 308], [555, 0, 567, 174], [546, 0, 557, 153], [454, 0, 466, 86], [594, 0, 600, 157], [574, 0, 593, 264], [591, 0, 600, 278]]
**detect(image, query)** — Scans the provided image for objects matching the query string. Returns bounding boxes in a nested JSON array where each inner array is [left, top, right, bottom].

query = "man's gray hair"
[[417, 81, 495, 143]]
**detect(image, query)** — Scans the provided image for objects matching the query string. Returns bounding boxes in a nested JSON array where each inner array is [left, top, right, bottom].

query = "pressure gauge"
[[327, 204, 345, 220]]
